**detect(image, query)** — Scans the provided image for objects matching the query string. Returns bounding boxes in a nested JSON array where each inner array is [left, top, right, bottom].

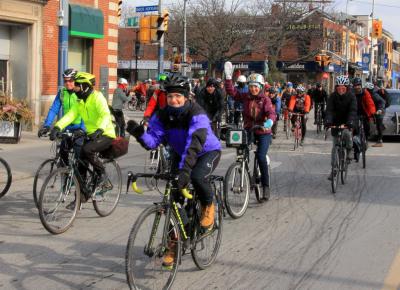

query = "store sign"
[[287, 23, 321, 30], [118, 60, 172, 70], [286, 63, 305, 71], [232, 63, 249, 70]]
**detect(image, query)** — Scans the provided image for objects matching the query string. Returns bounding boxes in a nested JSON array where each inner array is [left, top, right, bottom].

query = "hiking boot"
[[162, 240, 177, 268], [200, 203, 215, 229], [262, 186, 270, 201], [372, 142, 383, 147]]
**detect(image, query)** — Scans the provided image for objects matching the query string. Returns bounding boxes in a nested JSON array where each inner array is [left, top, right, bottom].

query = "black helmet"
[[206, 78, 218, 88], [316, 82, 321, 88], [63, 68, 77, 79], [268, 87, 276, 94], [353, 77, 362, 86], [164, 72, 190, 97]]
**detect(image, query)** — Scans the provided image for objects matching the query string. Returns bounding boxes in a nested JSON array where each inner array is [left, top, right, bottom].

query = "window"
[[68, 37, 93, 72]]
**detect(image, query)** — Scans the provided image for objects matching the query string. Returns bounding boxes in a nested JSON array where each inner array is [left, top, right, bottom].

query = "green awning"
[[69, 4, 104, 39]]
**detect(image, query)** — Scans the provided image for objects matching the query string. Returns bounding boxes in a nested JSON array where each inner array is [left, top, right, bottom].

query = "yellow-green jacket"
[[56, 90, 116, 138]]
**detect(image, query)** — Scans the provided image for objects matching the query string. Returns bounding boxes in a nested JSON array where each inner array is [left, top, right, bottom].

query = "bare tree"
[[166, 0, 258, 76]]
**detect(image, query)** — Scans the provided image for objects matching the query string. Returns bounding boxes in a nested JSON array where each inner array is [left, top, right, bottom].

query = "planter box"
[[0, 121, 22, 144]]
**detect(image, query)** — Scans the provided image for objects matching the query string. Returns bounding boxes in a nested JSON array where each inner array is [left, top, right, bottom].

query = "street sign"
[[362, 53, 370, 72], [136, 5, 158, 13], [127, 16, 139, 28]]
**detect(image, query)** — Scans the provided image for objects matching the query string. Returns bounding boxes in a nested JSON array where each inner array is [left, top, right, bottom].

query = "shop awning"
[[69, 4, 104, 39]]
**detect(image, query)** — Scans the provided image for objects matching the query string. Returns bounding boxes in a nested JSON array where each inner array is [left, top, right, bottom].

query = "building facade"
[[0, 0, 119, 127]]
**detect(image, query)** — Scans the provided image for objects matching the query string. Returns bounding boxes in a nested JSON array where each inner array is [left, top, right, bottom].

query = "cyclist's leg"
[[301, 115, 307, 141], [114, 109, 126, 137], [314, 103, 318, 123], [190, 150, 221, 228], [343, 129, 353, 159], [363, 117, 370, 141], [255, 134, 272, 187], [81, 136, 113, 182], [73, 135, 84, 161], [59, 137, 70, 166]]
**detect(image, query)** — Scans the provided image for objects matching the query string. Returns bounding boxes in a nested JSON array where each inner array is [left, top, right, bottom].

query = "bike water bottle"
[[264, 119, 273, 129]]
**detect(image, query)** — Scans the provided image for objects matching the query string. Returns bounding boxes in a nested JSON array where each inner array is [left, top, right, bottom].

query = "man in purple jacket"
[[224, 62, 276, 201]]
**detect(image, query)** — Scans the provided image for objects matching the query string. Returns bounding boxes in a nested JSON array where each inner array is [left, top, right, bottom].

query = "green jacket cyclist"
[[50, 72, 116, 188]]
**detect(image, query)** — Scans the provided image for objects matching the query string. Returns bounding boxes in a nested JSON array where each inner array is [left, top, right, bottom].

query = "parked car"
[[370, 89, 400, 137]]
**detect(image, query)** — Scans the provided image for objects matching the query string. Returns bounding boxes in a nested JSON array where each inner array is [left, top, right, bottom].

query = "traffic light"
[[162, 9, 169, 32], [150, 10, 169, 42], [321, 55, 331, 67], [139, 16, 151, 44], [117, 0, 122, 18], [315, 55, 322, 66], [372, 19, 382, 39]]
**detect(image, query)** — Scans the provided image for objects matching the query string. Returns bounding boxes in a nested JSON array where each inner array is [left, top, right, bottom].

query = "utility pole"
[[182, 0, 188, 76], [57, 0, 69, 91], [135, 30, 140, 83], [158, 0, 164, 74], [368, 0, 375, 81], [344, 0, 350, 75]]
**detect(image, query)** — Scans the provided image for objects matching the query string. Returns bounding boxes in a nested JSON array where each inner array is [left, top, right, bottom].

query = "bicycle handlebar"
[[126, 171, 193, 199]]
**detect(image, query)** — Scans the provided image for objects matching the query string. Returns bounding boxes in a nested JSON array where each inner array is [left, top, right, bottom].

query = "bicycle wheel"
[[361, 136, 366, 169], [38, 167, 80, 234], [223, 162, 250, 219], [191, 191, 223, 269], [285, 120, 291, 139], [331, 148, 340, 194], [93, 160, 122, 217], [340, 149, 348, 185], [144, 149, 161, 190], [126, 205, 181, 290], [33, 158, 59, 208], [0, 157, 12, 199], [253, 160, 263, 203]]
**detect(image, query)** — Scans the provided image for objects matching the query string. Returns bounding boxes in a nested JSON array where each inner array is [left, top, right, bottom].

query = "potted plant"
[[0, 94, 33, 143]]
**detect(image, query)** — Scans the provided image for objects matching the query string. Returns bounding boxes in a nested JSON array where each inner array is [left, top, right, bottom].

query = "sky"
[[129, 0, 400, 41]]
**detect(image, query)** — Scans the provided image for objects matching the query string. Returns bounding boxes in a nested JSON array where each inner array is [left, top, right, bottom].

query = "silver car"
[[370, 89, 400, 137]]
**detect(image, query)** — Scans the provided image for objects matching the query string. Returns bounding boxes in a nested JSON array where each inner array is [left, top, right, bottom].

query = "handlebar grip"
[[181, 188, 193, 199], [132, 182, 143, 194]]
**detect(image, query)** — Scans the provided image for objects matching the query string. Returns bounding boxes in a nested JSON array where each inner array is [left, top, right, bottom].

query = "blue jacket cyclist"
[[127, 73, 221, 231], [38, 68, 85, 164]]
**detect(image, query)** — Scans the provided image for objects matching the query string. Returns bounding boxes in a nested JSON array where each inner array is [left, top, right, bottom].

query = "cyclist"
[[143, 73, 168, 122], [288, 85, 311, 146], [50, 72, 116, 191], [195, 78, 224, 137], [281, 82, 296, 131], [127, 72, 221, 233], [224, 62, 276, 200], [364, 82, 386, 147], [312, 82, 328, 125], [38, 68, 85, 164], [267, 87, 281, 139], [111, 78, 131, 137], [351, 77, 376, 159], [325, 75, 357, 179]]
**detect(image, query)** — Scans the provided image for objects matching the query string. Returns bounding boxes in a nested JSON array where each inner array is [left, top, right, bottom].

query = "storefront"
[[277, 61, 320, 85]]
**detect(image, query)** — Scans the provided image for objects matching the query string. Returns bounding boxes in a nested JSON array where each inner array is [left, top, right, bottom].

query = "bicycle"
[[125, 172, 223, 290], [356, 116, 367, 169], [291, 113, 304, 150], [0, 156, 12, 199], [38, 131, 122, 234], [144, 144, 171, 191], [328, 126, 350, 193], [315, 103, 324, 134], [224, 126, 272, 219]]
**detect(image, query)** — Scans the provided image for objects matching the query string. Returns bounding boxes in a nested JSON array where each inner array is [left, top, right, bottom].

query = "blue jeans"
[[255, 134, 272, 187]]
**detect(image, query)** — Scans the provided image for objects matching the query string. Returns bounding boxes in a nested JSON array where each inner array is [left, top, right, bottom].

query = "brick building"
[[0, 0, 119, 127]]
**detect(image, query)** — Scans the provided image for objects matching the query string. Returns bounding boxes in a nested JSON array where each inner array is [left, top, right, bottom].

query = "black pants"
[[314, 102, 325, 122], [171, 150, 221, 206], [80, 136, 113, 176], [375, 115, 384, 142], [113, 109, 125, 137], [59, 135, 83, 166], [291, 114, 307, 140]]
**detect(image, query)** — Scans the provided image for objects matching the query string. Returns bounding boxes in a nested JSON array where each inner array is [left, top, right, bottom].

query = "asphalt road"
[[1, 109, 400, 290]]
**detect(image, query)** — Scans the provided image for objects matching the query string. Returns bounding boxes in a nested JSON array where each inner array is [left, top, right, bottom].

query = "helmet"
[[353, 77, 362, 86], [206, 78, 218, 87], [268, 87, 277, 94], [296, 85, 306, 93], [335, 75, 350, 86], [158, 73, 168, 81], [163, 72, 190, 97], [118, 78, 128, 85], [287, 82, 293, 88], [316, 82, 321, 88], [247, 73, 264, 88], [74, 72, 96, 86], [237, 75, 247, 83], [364, 82, 374, 90], [63, 68, 77, 79]]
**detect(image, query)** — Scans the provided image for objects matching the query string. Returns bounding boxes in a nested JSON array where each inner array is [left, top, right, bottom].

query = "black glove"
[[90, 129, 104, 140], [73, 129, 86, 139], [49, 127, 61, 141], [177, 171, 190, 190], [126, 120, 144, 138], [38, 126, 50, 138]]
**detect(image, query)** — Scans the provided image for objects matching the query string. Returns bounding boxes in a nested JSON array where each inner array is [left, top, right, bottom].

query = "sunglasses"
[[64, 79, 74, 83]]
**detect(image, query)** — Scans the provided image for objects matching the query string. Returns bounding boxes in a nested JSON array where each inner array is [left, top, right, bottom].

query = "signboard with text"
[[136, 5, 158, 13]]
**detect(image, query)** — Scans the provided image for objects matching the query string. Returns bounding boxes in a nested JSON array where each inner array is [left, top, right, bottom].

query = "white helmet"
[[364, 82, 374, 90], [118, 78, 128, 85], [247, 73, 264, 88], [237, 75, 247, 83]]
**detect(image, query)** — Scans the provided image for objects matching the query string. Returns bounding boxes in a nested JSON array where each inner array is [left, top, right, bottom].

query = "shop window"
[[68, 37, 93, 72]]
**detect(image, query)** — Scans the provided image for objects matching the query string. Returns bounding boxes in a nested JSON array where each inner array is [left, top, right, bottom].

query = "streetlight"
[[182, 0, 188, 76]]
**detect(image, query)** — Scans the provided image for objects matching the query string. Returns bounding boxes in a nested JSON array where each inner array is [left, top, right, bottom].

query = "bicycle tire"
[[93, 160, 122, 217], [223, 162, 250, 219], [126, 205, 181, 290], [33, 158, 58, 208], [254, 160, 263, 203], [144, 149, 161, 190], [0, 157, 12, 198], [38, 167, 80, 234], [191, 190, 223, 269], [331, 148, 340, 194], [340, 149, 348, 185], [0, 157, 12, 199]]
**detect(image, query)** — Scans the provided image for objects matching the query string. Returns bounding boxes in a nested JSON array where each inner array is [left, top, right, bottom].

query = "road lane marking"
[[382, 249, 400, 290]]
